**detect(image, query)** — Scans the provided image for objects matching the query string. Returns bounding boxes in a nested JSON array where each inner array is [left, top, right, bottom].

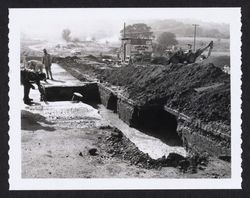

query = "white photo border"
[[8, 8, 242, 190]]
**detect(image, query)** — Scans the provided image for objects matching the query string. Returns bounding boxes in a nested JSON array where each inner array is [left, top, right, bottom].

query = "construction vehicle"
[[167, 41, 214, 64], [130, 52, 152, 63]]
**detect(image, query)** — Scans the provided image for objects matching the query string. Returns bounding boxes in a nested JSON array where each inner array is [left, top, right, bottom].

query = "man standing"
[[42, 49, 53, 80]]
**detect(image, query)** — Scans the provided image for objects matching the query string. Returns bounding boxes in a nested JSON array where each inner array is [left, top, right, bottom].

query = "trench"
[[41, 63, 231, 159], [44, 83, 186, 159], [132, 107, 182, 146]]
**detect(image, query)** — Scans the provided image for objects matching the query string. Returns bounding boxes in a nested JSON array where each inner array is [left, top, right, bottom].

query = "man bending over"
[[21, 68, 46, 105]]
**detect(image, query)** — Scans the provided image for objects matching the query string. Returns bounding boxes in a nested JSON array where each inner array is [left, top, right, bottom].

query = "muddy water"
[[98, 104, 187, 160]]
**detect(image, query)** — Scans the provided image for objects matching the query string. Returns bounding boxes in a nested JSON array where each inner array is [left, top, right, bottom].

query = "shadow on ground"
[[21, 110, 55, 131]]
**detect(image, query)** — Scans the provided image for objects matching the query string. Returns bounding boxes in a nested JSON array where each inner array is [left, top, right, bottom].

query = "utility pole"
[[192, 24, 199, 51], [123, 22, 126, 38], [123, 22, 126, 62]]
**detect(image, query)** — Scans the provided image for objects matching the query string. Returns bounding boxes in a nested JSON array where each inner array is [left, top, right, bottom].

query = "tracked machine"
[[167, 41, 214, 64]]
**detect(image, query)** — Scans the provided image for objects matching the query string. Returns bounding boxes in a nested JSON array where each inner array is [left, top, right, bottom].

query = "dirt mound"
[[56, 56, 104, 81], [56, 56, 230, 124], [172, 83, 230, 123], [84, 54, 99, 61], [203, 55, 230, 69], [98, 63, 230, 124], [151, 57, 169, 65], [55, 56, 79, 62]]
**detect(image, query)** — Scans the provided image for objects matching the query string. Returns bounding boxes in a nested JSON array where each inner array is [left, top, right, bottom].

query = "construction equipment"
[[130, 52, 152, 64], [168, 41, 214, 64]]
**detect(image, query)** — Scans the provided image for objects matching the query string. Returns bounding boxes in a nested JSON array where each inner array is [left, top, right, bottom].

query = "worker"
[[21, 68, 46, 105], [42, 49, 53, 80], [185, 44, 192, 53]]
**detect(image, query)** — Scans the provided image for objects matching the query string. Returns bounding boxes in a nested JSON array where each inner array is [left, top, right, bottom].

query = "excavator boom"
[[167, 41, 214, 65], [207, 41, 213, 58], [194, 41, 213, 58]]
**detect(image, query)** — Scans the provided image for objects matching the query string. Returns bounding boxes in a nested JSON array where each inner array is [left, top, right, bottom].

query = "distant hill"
[[145, 19, 229, 39]]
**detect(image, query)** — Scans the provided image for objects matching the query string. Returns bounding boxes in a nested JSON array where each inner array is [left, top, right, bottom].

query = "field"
[[177, 37, 230, 54]]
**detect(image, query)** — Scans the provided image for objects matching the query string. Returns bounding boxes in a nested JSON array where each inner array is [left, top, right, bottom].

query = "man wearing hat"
[[42, 49, 53, 80]]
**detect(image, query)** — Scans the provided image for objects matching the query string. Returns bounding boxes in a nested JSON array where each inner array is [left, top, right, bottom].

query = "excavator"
[[167, 41, 214, 64]]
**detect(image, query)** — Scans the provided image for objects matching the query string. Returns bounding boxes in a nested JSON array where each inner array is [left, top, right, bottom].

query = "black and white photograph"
[[8, 8, 242, 190]]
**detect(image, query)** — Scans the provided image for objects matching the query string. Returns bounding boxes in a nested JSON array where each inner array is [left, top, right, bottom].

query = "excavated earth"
[[57, 56, 230, 125], [56, 56, 231, 158]]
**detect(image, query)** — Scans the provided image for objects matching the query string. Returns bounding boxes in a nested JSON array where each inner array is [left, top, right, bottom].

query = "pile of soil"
[[151, 56, 169, 65], [98, 63, 230, 124], [56, 56, 104, 81], [56, 56, 230, 124], [202, 55, 230, 69], [84, 54, 99, 61], [55, 56, 80, 63]]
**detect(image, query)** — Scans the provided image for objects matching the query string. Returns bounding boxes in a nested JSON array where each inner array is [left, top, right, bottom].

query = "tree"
[[156, 32, 178, 54], [205, 28, 222, 38], [120, 23, 154, 39], [62, 29, 71, 42]]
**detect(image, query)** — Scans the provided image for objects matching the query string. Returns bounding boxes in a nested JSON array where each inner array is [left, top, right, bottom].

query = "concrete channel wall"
[[98, 84, 137, 125], [177, 122, 230, 156], [97, 84, 231, 158], [165, 107, 231, 157], [98, 84, 118, 112], [117, 98, 137, 126], [45, 82, 100, 103]]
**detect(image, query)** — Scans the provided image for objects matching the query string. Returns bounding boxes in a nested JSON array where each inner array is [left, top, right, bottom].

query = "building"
[[119, 37, 153, 63]]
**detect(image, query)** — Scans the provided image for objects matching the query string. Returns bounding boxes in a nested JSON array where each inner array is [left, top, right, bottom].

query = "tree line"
[[120, 23, 178, 54]]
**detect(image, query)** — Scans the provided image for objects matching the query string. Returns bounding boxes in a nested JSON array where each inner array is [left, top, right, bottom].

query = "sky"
[[11, 8, 240, 42]]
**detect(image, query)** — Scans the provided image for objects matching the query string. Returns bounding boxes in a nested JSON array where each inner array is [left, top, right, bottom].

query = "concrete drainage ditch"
[[44, 81, 230, 164], [97, 83, 230, 159]]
